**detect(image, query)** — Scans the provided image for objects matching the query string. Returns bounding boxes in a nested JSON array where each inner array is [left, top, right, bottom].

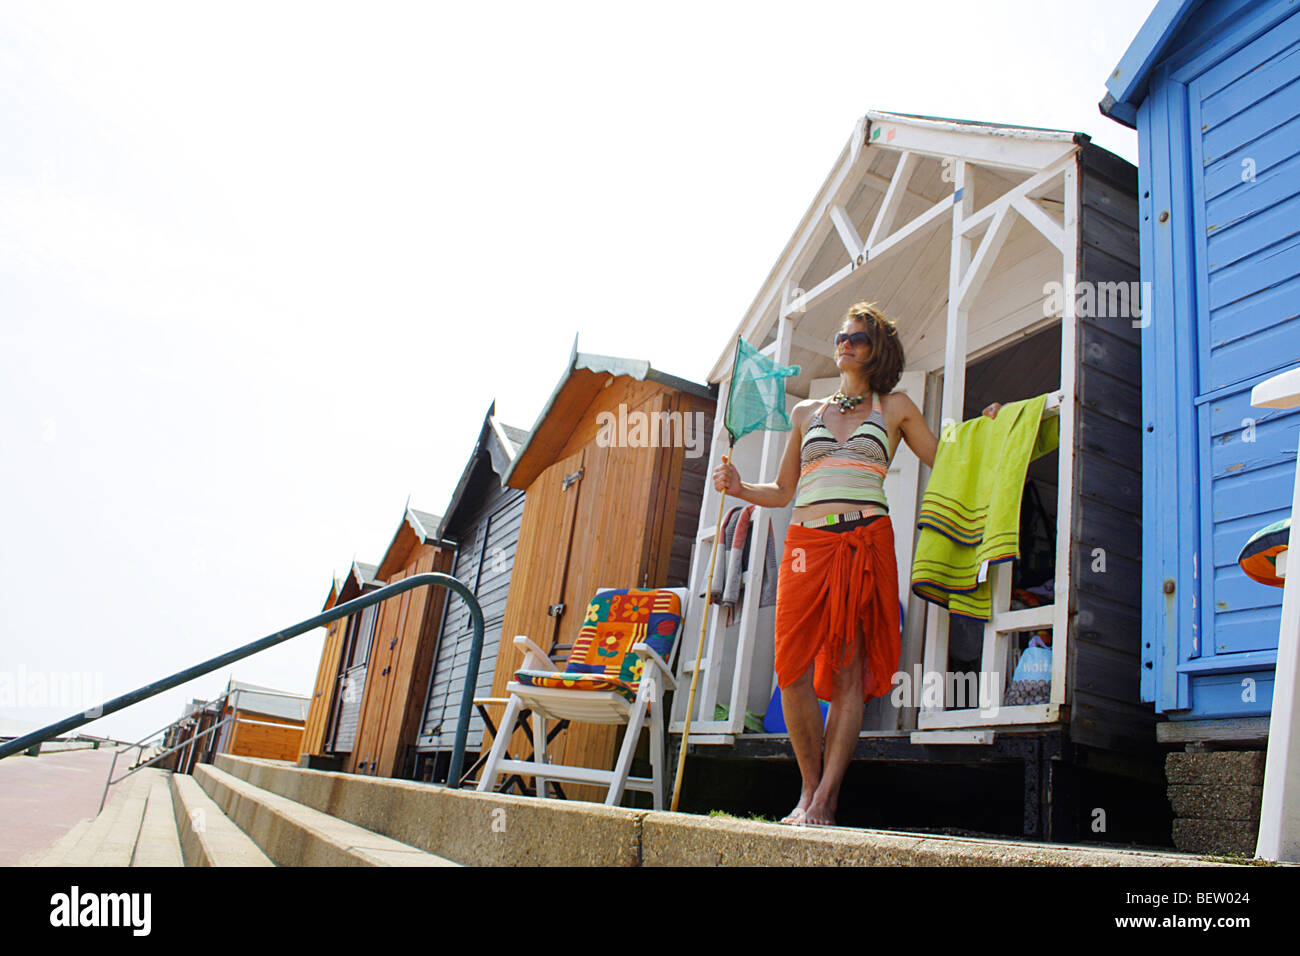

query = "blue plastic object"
[[762, 685, 829, 734]]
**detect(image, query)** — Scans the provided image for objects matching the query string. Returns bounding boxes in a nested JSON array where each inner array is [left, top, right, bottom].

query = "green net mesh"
[[724, 337, 801, 447]]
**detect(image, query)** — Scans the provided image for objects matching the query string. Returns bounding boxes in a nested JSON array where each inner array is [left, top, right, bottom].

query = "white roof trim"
[[865, 110, 1078, 145], [488, 414, 518, 461]]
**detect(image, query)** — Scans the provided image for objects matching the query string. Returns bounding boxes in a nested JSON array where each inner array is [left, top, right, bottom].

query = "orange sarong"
[[774, 517, 900, 703]]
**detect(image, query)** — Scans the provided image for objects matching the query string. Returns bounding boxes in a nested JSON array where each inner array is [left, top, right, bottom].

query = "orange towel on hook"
[[774, 518, 900, 704]]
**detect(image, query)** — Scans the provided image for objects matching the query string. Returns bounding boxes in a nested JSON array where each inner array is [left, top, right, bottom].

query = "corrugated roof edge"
[[353, 561, 378, 586], [408, 507, 444, 543]]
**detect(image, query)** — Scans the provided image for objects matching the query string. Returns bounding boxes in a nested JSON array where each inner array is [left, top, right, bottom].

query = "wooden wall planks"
[[482, 376, 713, 803], [347, 544, 454, 777], [299, 615, 344, 759]]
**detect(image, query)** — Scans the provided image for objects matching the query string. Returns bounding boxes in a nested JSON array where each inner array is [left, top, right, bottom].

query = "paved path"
[[0, 746, 134, 866]]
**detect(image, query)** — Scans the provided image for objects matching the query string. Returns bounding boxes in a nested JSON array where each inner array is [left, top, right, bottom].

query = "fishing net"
[[724, 336, 801, 446]]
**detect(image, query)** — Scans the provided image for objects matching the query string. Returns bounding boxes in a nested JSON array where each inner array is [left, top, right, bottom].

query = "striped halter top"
[[793, 393, 891, 516]]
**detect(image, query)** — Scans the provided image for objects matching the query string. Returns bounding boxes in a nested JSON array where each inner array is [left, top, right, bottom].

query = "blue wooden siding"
[[418, 472, 524, 756], [1138, 0, 1300, 719]]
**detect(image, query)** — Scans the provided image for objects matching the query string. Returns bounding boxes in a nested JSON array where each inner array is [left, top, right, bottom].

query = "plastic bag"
[[1003, 635, 1051, 706]]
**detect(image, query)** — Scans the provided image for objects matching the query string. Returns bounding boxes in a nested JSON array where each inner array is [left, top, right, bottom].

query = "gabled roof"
[[375, 503, 449, 580], [408, 509, 442, 540], [436, 401, 530, 541], [499, 423, 529, 451], [504, 336, 715, 490], [705, 109, 1086, 384], [1099, 0, 1204, 128], [337, 559, 379, 605], [321, 576, 341, 613]]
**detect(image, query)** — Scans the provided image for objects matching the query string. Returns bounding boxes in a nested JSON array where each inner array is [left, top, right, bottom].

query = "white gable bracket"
[[828, 204, 865, 261], [1012, 196, 1068, 253], [865, 151, 915, 251]]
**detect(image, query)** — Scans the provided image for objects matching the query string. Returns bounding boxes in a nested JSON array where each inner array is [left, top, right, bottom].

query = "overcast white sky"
[[0, 1, 1153, 744]]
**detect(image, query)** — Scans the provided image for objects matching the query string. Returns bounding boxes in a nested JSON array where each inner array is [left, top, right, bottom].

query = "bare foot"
[[781, 791, 816, 825], [803, 800, 837, 826]]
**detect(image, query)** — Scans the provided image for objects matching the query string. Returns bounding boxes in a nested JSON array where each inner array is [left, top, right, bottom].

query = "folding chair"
[[476, 586, 685, 808], [461, 697, 569, 797]]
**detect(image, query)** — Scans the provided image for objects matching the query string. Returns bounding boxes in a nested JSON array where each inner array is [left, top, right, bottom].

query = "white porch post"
[[1252, 366, 1300, 862], [927, 159, 972, 710], [941, 160, 972, 433], [1050, 160, 1079, 711]]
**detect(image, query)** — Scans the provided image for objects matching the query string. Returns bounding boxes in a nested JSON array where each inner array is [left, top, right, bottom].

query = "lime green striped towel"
[[910, 394, 1059, 620]]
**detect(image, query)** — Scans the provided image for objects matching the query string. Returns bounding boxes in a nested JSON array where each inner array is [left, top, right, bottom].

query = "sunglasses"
[[834, 331, 870, 349]]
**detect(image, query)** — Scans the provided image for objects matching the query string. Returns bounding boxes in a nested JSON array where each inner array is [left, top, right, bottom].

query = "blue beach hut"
[[1101, 1, 1300, 741]]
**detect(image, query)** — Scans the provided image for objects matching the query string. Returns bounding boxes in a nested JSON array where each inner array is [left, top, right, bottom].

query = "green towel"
[[714, 703, 766, 734], [910, 394, 1060, 619]]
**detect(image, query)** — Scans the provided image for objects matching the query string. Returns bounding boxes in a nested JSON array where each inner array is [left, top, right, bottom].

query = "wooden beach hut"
[[213, 679, 309, 762], [314, 559, 381, 761], [1100, 0, 1300, 853], [482, 345, 715, 801], [670, 110, 1156, 842], [414, 403, 528, 784], [346, 506, 455, 778], [299, 576, 343, 765]]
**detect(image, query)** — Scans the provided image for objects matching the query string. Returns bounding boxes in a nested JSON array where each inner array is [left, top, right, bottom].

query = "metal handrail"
[[95, 682, 301, 809], [2, 572, 486, 790], [98, 713, 237, 812]]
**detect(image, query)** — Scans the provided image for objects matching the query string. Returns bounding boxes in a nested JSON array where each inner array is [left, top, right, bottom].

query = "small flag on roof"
[[723, 336, 801, 447]]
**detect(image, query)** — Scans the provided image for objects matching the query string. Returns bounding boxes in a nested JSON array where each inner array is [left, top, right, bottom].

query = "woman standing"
[[713, 301, 990, 826]]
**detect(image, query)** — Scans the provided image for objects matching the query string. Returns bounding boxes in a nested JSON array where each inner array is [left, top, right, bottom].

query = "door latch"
[[562, 467, 583, 490], [547, 603, 565, 617]]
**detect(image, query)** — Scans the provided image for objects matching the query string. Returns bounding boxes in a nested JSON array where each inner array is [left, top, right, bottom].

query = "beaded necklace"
[[831, 390, 869, 413]]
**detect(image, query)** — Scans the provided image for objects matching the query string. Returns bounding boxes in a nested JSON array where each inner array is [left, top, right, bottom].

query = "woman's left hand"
[[982, 402, 1003, 419]]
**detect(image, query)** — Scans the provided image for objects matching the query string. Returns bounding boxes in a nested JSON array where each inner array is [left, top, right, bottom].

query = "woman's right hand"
[[712, 460, 742, 496]]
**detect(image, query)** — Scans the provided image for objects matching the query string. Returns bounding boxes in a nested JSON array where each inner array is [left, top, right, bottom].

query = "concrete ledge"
[[170, 773, 273, 868], [196, 764, 457, 867], [1167, 784, 1263, 821], [215, 754, 643, 867], [1172, 819, 1259, 858], [640, 813, 1227, 867], [214, 755, 1241, 867], [130, 773, 184, 867], [1166, 751, 1266, 786]]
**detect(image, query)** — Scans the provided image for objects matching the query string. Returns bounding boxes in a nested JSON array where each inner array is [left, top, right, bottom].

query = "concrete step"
[[214, 753, 646, 866], [30, 817, 94, 867], [193, 763, 458, 867], [170, 773, 273, 867], [129, 771, 184, 867], [54, 769, 159, 867]]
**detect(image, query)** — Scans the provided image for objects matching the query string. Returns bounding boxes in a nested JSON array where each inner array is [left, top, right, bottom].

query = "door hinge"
[[562, 467, 583, 490]]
